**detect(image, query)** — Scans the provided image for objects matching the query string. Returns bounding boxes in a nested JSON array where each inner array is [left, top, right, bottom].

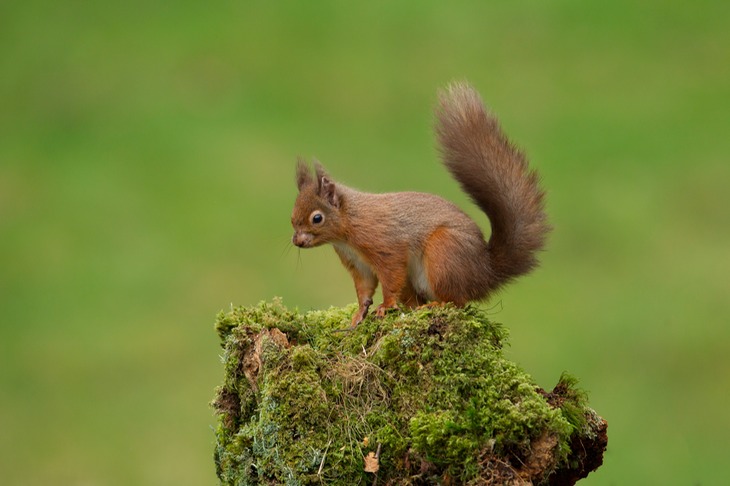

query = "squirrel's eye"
[[311, 212, 324, 224]]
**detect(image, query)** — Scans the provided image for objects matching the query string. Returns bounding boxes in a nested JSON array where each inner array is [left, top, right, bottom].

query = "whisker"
[[485, 300, 503, 315], [280, 239, 294, 259]]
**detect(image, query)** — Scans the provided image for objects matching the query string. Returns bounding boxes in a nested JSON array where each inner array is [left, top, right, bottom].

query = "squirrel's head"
[[291, 158, 343, 248]]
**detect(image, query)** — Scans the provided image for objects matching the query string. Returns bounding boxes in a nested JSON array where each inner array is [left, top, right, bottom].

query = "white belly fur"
[[408, 252, 435, 301], [333, 242, 376, 280], [333, 242, 435, 300]]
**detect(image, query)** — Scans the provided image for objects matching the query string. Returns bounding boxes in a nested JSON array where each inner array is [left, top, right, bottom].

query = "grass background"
[[1, 1, 729, 484]]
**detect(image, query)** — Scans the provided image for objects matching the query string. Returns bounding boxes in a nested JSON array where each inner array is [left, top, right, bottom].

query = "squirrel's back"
[[435, 82, 550, 288]]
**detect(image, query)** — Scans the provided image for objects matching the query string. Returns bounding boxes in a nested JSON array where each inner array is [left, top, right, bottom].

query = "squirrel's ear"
[[296, 157, 313, 191], [313, 160, 340, 208], [319, 176, 340, 208]]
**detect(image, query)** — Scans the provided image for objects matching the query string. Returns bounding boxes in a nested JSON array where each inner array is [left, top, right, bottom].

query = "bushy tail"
[[435, 82, 550, 288]]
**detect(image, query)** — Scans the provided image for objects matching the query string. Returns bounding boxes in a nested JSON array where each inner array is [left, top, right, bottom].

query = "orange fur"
[[291, 82, 550, 327]]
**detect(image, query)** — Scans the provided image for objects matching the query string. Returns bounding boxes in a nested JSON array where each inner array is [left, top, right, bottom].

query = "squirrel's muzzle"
[[292, 231, 313, 248]]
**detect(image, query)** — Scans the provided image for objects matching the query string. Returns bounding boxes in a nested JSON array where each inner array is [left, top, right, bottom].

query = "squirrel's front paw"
[[375, 303, 399, 318], [333, 310, 368, 333], [350, 312, 365, 329]]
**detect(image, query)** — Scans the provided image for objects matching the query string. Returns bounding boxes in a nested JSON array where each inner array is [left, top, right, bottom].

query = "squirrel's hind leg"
[[400, 281, 431, 308], [422, 226, 490, 305]]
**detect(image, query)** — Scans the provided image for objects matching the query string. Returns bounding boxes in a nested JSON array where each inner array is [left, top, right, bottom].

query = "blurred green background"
[[2, 0, 729, 484]]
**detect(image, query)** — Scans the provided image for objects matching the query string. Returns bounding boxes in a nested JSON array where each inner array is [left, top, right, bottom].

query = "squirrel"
[[291, 82, 550, 328]]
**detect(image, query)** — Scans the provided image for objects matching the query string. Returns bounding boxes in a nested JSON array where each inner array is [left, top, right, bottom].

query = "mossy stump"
[[212, 300, 607, 485]]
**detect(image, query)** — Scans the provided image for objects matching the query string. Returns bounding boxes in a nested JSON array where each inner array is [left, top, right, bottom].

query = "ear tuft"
[[296, 157, 313, 190], [313, 159, 329, 184]]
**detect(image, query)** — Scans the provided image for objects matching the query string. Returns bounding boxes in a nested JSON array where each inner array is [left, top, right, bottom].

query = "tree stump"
[[212, 300, 607, 485]]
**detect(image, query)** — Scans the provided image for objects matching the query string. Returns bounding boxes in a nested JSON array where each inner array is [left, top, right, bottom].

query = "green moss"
[[552, 372, 591, 433], [212, 300, 605, 485]]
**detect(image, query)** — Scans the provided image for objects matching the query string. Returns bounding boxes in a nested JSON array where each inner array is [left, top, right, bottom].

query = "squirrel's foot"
[[334, 299, 372, 333], [375, 302, 399, 318], [349, 309, 367, 328]]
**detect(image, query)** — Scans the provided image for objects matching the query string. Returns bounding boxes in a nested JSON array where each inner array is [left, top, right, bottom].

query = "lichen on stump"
[[212, 300, 607, 485]]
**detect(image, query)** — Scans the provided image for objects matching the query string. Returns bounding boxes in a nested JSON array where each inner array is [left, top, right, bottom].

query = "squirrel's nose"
[[292, 232, 307, 247]]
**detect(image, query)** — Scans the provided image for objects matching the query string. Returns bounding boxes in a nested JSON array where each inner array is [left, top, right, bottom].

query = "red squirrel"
[[291, 82, 550, 328]]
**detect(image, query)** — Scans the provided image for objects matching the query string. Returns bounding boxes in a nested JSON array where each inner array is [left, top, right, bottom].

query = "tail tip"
[[438, 80, 482, 106]]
